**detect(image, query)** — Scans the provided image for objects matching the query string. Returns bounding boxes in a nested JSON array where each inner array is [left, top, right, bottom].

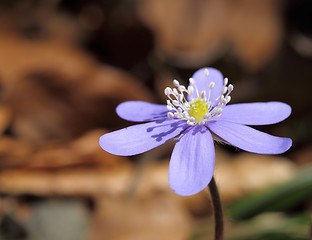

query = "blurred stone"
[[0, 214, 27, 240], [25, 199, 90, 240]]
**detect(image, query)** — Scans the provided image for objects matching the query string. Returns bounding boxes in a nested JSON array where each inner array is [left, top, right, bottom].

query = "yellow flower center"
[[189, 98, 209, 123]]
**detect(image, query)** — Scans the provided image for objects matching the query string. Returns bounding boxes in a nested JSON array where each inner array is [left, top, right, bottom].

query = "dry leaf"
[[0, 105, 12, 135], [0, 31, 155, 140], [228, 0, 283, 71], [137, 0, 228, 67], [0, 151, 295, 208], [0, 137, 34, 168], [29, 130, 127, 169], [0, 166, 133, 197], [137, 0, 282, 71]]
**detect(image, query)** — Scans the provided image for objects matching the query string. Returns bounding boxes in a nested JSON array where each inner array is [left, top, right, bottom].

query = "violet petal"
[[99, 119, 188, 156], [169, 126, 215, 196], [188, 67, 224, 102], [207, 121, 292, 154], [116, 101, 168, 122], [218, 102, 291, 125]]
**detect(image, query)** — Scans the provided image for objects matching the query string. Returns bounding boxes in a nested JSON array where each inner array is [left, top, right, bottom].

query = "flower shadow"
[[146, 119, 188, 142], [142, 112, 168, 122], [174, 125, 209, 143]]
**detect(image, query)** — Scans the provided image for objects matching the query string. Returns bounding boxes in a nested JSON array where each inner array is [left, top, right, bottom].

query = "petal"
[[218, 102, 291, 125], [207, 121, 292, 154], [99, 119, 188, 156], [188, 67, 224, 102], [169, 126, 215, 196], [116, 101, 168, 122]]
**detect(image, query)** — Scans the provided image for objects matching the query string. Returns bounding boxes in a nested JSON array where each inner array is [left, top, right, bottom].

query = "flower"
[[99, 68, 292, 196]]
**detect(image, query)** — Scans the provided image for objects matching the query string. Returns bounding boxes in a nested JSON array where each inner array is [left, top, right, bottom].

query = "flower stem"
[[208, 177, 224, 240]]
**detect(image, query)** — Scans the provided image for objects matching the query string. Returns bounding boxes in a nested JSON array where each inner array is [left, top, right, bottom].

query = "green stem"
[[208, 177, 224, 240]]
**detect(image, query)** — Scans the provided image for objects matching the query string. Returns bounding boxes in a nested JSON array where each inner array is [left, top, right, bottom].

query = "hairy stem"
[[208, 177, 224, 240]]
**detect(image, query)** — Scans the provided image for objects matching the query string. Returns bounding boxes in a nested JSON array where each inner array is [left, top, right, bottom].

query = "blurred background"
[[0, 0, 311, 239]]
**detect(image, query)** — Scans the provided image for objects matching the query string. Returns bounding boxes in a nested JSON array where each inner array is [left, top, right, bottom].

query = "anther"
[[225, 96, 231, 103], [224, 77, 228, 86], [166, 105, 173, 110], [173, 79, 180, 87], [164, 87, 172, 96], [228, 84, 234, 92], [200, 91, 206, 99], [167, 112, 174, 119]]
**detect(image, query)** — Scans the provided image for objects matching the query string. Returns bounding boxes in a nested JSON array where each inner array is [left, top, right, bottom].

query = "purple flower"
[[99, 68, 292, 196]]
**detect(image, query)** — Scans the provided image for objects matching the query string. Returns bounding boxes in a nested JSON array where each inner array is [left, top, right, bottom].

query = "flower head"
[[99, 68, 292, 196]]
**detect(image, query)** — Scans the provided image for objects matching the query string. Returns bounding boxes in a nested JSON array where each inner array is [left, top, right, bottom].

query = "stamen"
[[224, 77, 228, 86], [178, 85, 186, 92], [172, 100, 179, 106], [187, 86, 194, 96], [225, 96, 231, 103], [173, 79, 180, 87], [165, 73, 234, 126], [167, 112, 174, 119], [172, 88, 178, 96], [222, 86, 228, 94], [164, 87, 172, 96], [227, 84, 234, 93]]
